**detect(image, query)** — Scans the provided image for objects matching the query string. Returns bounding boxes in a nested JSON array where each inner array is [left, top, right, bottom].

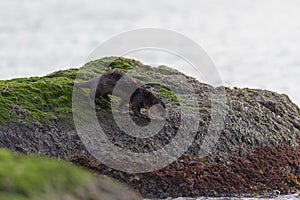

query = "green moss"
[[136, 65, 152, 72], [0, 149, 96, 199], [132, 74, 152, 83], [154, 65, 180, 75], [0, 57, 146, 126], [158, 87, 178, 100], [79, 56, 143, 79], [44, 68, 78, 79], [155, 65, 171, 74], [0, 75, 74, 126], [95, 97, 111, 110]]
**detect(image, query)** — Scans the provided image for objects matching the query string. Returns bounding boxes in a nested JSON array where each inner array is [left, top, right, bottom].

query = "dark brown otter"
[[69, 69, 165, 118]]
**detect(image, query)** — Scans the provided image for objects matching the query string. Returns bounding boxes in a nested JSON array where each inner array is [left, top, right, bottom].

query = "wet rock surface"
[[1, 57, 300, 198]]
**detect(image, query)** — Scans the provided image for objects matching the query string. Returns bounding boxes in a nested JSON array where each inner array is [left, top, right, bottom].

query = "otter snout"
[[148, 103, 166, 119]]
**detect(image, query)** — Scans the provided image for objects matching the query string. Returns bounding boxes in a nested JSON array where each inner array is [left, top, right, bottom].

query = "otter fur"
[[69, 69, 165, 118]]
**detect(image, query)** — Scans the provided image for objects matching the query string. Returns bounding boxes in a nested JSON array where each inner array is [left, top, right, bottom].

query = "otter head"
[[142, 90, 165, 108], [143, 90, 166, 119]]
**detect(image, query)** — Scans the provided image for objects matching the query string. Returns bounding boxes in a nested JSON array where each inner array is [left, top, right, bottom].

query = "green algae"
[[0, 149, 94, 199], [155, 65, 175, 75], [78, 56, 143, 79], [0, 57, 146, 127], [44, 68, 78, 79], [0, 76, 75, 126], [95, 97, 112, 110], [158, 87, 178, 100], [132, 74, 152, 83]]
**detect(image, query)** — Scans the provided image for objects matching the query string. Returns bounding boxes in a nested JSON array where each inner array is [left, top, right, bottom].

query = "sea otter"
[[69, 69, 165, 118]]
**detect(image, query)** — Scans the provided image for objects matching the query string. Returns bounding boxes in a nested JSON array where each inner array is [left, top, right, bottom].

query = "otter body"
[[70, 69, 165, 118]]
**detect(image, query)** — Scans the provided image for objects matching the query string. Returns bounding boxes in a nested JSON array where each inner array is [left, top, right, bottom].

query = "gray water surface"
[[166, 195, 299, 199]]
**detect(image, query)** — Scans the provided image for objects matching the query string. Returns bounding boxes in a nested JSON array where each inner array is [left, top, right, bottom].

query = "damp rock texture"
[[1, 57, 300, 198]]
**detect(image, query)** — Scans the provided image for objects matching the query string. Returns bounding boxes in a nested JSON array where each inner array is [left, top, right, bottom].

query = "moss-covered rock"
[[0, 149, 141, 200], [0, 75, 75, 126], [0, 57, 144, 127], [1, 56, 300, 198]]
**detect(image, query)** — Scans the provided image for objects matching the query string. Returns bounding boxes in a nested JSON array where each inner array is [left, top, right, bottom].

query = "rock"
[[0, 149, 141, 200], [1, 56, 300, 198]]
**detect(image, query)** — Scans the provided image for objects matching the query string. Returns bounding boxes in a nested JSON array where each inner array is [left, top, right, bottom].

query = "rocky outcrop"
[[1, 57, 300, 198]]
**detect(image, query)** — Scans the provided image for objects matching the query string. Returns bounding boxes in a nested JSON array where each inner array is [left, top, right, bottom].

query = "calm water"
[[162, 195, 299, 200], [1, 1, 300, 199]]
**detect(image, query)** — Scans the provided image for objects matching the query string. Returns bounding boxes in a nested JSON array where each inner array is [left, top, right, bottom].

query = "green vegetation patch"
[[0, 74, 76, 126], [158, 86, 178, 100], [0, 149, 95, 199], [0, 57, 146, 126], [144, 83, 178, 100], [78, 57, 144, 80]]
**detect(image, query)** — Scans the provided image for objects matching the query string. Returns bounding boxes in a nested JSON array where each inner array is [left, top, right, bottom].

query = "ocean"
[[0, 0, 300, 199], [163, 195, 299, 200]]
